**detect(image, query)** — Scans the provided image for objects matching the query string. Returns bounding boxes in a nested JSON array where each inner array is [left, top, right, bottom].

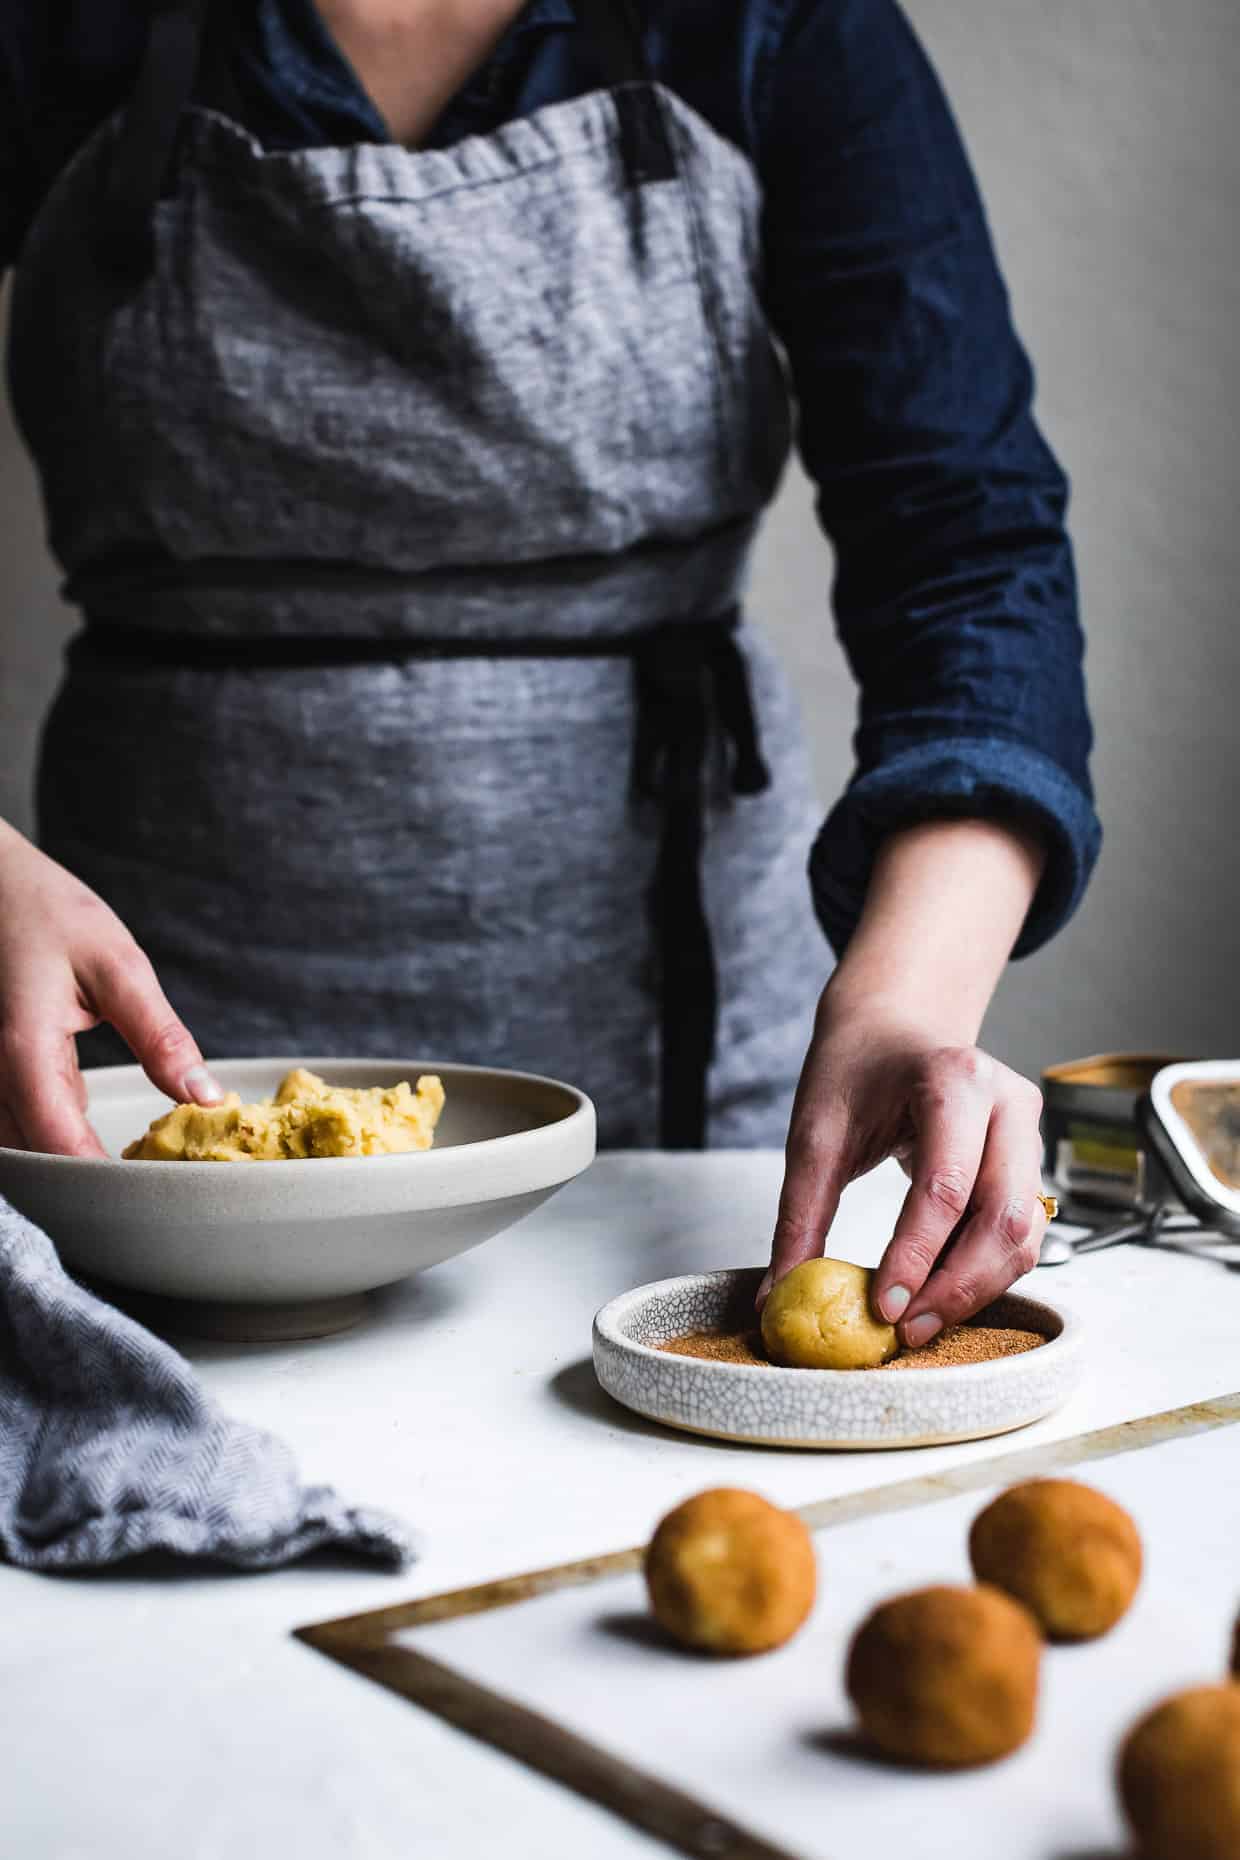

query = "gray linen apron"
[[9, 0, 830, 1147]]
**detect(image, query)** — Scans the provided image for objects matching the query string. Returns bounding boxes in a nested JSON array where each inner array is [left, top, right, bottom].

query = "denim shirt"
[[0, 0, 1101, 956]]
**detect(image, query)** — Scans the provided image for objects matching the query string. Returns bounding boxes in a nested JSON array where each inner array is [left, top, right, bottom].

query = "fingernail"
[[905, 1314, 943, 1349], [182, 1065, 225, 1105], [756, 1269, 774, 1305], [881, 1284, 911, 1321]]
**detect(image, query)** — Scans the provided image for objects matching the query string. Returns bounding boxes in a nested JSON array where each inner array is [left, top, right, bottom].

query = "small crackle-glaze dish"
[[593, 1268, 1084, 1450], [0, 1058, 595, 1341]]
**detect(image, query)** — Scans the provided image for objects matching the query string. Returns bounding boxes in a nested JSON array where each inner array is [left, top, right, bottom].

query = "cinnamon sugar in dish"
[[880, 1326, 1045, 1369], [659, 1325, 1045, 1371], [663, 1330, 769, 1367]]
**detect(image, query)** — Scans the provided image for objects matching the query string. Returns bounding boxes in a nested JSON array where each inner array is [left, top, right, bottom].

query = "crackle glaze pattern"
[[592, 1270, 1085, 1450]]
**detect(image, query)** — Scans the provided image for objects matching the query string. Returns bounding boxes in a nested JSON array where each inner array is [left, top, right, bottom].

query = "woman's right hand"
[[0, 823, 222, 1155]]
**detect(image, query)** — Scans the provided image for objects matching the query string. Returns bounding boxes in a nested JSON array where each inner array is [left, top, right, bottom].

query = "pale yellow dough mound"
[[123, 1067, 446, 1161]]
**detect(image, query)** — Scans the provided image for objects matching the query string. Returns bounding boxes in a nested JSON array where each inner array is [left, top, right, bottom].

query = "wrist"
[[819, 817, 1045, 1044], [825, 818, 1048, 1034], [818, 965, 986, 1050]]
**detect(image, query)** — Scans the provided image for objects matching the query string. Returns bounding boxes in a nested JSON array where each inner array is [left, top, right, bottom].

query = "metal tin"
[[1041, 1052, 1192, 1212], [1143, 1061, 1240, 1233]]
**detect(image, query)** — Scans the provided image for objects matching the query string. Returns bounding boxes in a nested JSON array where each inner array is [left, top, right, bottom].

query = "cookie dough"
[[1119, 1686, 1240, 1860], [969, 1478, 1142, 1640], [760, 1258, 899, 1370], [123, 1067, 445, 1160], [846, 1584, 1042, 1767], [644, 1488, 817, 1656]]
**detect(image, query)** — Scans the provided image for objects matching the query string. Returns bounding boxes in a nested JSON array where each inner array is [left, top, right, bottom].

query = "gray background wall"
[[2, 0, 1237, 1081]]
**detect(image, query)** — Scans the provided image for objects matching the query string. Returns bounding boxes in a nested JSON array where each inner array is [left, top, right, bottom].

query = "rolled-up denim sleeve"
[[755, 0, 1100, 958]]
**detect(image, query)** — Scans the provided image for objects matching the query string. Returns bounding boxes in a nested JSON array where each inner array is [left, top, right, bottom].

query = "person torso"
[[11, 0, 829, 1147]]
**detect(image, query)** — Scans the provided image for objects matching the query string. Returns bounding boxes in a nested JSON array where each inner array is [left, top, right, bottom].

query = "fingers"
[[83, 946, 223, 1106], [0, 942, 220, 1155], [760, 1107, 851, 1312], [0, 840, 220, 1152], [898, 1080, 1047, 1347], [0, 1019, 108, 1157], [873, 1049, 995, 1328], [764, 1019, 1045, 1344]]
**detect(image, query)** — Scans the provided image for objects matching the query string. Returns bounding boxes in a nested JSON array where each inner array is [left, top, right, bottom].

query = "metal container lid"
[[1042, 1052, 1189, 1124], [1144, 1061, 1240, 1229]]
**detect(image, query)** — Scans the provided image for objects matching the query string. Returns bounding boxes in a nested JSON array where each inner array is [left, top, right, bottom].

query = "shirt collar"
[[487, 0, 575, 70], [511, 0, 576, 31], [253, 0, 577, 143], [453, 0, 575, 110]]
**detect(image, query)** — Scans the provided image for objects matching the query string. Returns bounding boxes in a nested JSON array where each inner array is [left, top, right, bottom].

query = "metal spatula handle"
[[1069, 1213, 1158, 1252], [1038, 1207, 1164, 1265]]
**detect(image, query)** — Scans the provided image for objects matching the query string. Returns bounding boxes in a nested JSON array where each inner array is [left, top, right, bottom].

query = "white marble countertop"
[[6, 1154, 1240, 1859]]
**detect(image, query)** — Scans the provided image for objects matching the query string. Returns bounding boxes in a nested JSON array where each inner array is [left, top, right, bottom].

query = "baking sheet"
[[393, 1420, 1240, 1860]]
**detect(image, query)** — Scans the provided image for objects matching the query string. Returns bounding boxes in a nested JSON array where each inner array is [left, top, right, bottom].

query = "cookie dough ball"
[[644, 1488, 816, 1656], [846, 1584, 1041, 1767], [1119, 1686, 1240, 1860], [969, 1479, 1142, 1641], [760, 1258, 898, 1371]]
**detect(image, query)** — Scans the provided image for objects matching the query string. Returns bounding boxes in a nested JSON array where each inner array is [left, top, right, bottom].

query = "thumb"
[[85, 946, 224, 1107], [760, 1115, 850, 1311]]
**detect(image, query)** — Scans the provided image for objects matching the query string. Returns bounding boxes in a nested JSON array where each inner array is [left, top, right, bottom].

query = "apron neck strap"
[[573, 0, 650, 86], [197, 0, 248, 121], [573, 0, 676, 187], [100, 0, 210, 283]]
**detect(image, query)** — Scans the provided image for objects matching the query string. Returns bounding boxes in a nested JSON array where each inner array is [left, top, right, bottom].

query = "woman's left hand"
[[760, 987, 1048, 1351]]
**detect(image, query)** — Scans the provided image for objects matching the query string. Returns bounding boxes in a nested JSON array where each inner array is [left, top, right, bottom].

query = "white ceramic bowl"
[[593, 1268, 1084, 1449], [0, 1057, 595, 1338]]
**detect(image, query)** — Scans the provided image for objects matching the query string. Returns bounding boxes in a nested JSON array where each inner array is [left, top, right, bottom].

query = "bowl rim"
[[0, 1055, 596, 1173], [592, 1267, 1082, 1385]]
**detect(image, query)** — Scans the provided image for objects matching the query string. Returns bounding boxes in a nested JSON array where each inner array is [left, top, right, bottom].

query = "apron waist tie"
[[630, 620, 771, 1147], [72, 611, 771, 1149]]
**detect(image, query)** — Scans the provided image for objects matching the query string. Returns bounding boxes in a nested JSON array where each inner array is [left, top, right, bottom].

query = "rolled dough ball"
[[846, 1584, 1041, 1767], [760, 1258, 898, 1370], [644, 1488, 816, 1656], [969, 1478, 1142, 1640], [1119, 1686, 1240, 1860]]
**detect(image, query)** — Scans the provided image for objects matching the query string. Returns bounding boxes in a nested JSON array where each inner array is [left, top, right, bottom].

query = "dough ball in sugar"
[[846, 1584, 1041, 1767], [969, 1478, 1142, 1640], [644, 1488, 816, 1656], [760, 1258, 898, 1370]]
